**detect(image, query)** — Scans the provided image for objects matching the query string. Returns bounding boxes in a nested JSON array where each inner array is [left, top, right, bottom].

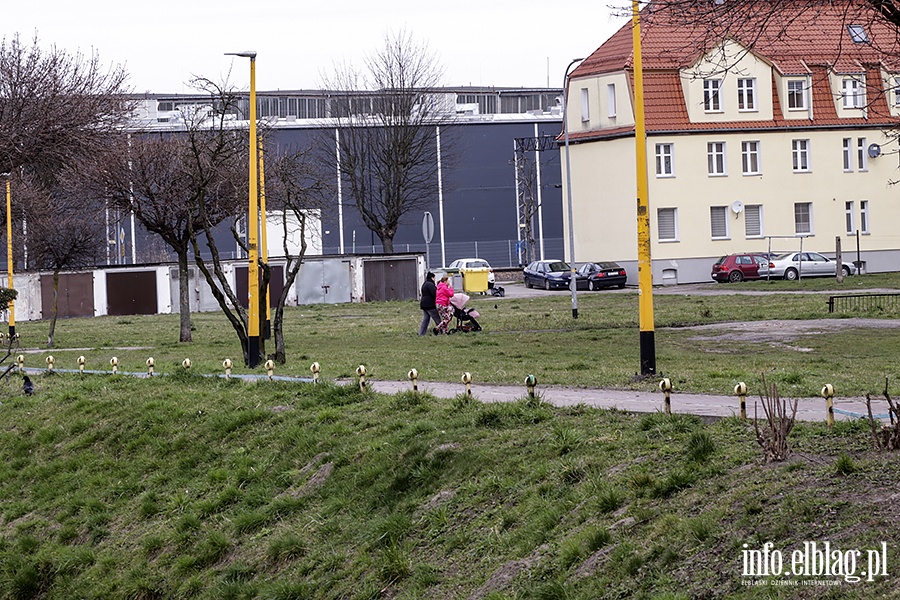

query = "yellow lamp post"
[[4, 176, 14, 338], [258, 137, 271, 339], [226, 50, 260, 367], [633, 0, 656, 374]]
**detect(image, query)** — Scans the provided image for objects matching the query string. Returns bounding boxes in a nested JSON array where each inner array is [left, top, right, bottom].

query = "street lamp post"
[[4, 176, 14, 338], [563, 57, 585, 319], [226, 50, 260, 367]]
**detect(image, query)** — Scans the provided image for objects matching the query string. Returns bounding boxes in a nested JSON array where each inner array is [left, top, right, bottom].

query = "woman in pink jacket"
[[434, 275, 455, 334]]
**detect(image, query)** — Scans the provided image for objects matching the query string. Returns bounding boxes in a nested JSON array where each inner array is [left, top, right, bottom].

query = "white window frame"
[[737, 78, 757, 111], [792, 139, 811, 172], [741, 141, 761, 175], [794, 202, 813, 234], [744, 204, 763, 238], [707, 142, 727, 176], [703, 79, 722, 112], [655, 143, 674, 177], [787, 80, 807, 110], [657, 207, 678, 242], [842, 77, 864, 109], [860, 200, 870, 234], [710, 206, 730, 240], [857, 137, 868, 171], [580, 88, 590, 122], [842, 138, 853, 172], [845, 201, 855, 234], [607, 83, 617, 118], [894, 77, 900, 107]]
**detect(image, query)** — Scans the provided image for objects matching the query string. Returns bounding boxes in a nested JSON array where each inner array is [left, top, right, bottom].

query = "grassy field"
[[10, 272, 900, 399]]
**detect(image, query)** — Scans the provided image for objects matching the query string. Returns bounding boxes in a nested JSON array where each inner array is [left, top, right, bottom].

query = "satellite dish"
[[868, 143, 882, 158], [731, 200, 744, 214]]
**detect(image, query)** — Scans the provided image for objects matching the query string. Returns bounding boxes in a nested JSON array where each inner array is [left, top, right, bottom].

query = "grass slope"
[[0, 373, 897, 599]]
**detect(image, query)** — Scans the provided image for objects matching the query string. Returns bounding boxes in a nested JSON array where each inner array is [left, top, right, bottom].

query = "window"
[[657, 208, 678, 241], [745, 204, 763, 237], [655, 143, 674, 177], [703, 79, 722, 111], [894, 77, 900, 107], [860, 200, 870, 234], [842, 78, 864, 109], [792, 139, 811, 172], [848, 24, 869, 44], [787, 80, 807, 110], [607, 84, 617, 118], [737, 78, 757, 110], [843, 138, 853, 171], [857, 137, 868, 171], [794, 202, 812, 234], [845, 201, 855, 233], [710, 206, 729, 239], [741, 141, 761, 175], [707, 142, 726, 175], [580, 88, 590, 122]]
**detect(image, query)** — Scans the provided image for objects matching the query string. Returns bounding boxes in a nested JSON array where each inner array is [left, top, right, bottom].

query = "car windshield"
[[714, 256, 728, 265], [548, 262, 570, 272], [594, 262, 620, 270], [774, 253, 795, 260]]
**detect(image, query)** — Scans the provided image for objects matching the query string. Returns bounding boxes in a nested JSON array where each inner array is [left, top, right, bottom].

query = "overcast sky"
[[5, 1, 629, 93]]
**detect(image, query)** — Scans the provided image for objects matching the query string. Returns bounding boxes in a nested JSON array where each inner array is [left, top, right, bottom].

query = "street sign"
[[422, 211, 434, 244]]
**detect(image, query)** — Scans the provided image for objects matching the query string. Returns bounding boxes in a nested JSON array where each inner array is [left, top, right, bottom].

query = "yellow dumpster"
[[461, 268, 490, 293]]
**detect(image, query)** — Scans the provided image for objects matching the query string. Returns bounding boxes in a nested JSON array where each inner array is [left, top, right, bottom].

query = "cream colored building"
[[563, 3, 900, 284]]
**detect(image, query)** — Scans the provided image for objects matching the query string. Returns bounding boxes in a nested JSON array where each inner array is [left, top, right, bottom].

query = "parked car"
[[576, 261, 628, 290], [767, 252, 855, 280], [711, 253, 771, 283], [523, 260, 573, 290], [447, 258, 495, 288]]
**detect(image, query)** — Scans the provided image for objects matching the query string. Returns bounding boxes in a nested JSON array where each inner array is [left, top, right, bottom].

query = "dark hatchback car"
[[523, 260, 573, 290], [711, 253, 770, 283], [576, 262, 628, 290]]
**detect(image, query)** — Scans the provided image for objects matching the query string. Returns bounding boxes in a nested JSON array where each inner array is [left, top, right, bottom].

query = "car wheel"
[[728, 270, 744, 283], [784, 268, 798, 281], [525, 278, 531, 289], [617, 283, 626, 289], [588, 280, 596, 291], [544, 279, 550, 291], [841, 265, 851, 277]]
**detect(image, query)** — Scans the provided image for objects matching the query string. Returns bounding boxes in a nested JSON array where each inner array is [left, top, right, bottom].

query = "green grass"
[[0, 375, 897, 598]]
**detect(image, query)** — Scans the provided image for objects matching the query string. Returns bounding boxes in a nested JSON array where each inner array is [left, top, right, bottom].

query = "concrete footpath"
[[359, 379, 893, 423]]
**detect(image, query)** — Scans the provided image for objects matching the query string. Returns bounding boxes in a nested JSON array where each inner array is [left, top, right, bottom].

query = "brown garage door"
[[40, 272, 95, 318], [235, 265, 285, 309], [107, 271, 158, 315], [363, 258, 417, 302]]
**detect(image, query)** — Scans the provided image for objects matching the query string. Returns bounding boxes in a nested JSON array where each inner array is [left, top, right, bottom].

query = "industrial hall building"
[[561, 1, 900, 284]]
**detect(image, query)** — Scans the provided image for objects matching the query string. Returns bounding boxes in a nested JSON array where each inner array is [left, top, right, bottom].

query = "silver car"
[[767, 252, 855, 280]]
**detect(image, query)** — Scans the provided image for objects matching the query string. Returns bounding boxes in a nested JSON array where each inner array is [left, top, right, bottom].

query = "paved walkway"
[[360, 379, 893, 423]]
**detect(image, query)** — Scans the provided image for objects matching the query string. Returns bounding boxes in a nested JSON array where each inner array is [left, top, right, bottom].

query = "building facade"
[[562, 2, 900, 284]]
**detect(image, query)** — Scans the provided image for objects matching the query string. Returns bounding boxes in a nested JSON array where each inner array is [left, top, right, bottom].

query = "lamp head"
[[225, 51, 257, 59]]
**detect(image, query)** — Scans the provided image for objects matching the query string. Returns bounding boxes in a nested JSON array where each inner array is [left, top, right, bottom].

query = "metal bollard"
[[146, 357, 155, 376], [182, 358, 191, 370], [734, 382, 748, 420], [16, 355, 24, 373], [110, 357, 119, 375], [659, 378, 672, 414], [223, 358, 233, 379], [77, 355, 86, 374], [45, 355, 54, 373], [525, 374, 537, 398], [310, 362, 320, 383], [265, 359, 275, 380], [821, 383, 835, 429], [356, 365, 367, 392], [408, 368, 419, 392], [461, 372, 473, 397]]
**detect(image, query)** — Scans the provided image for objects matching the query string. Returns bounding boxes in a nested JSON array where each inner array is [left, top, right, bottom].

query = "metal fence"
[[827, 293, 900, 314], [321, 238, 565, 269]]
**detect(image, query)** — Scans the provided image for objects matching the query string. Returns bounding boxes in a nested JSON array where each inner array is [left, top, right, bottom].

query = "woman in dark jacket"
[[419, 272, 440, 336]]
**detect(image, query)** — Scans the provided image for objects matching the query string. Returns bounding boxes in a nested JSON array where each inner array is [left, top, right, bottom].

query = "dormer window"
[[703, 79, 722, 112], [737, 78, 757, 111], [842, 77, 864, 109], [848, 24, 869, 44], [787, 80, 807, 110]]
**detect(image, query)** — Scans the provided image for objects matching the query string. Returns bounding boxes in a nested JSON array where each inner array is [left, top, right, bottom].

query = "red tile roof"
[[566, 0, 900, 142]]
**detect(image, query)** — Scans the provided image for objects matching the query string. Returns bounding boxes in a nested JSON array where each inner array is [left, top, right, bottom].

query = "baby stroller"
[[449, 293, 482, 333]]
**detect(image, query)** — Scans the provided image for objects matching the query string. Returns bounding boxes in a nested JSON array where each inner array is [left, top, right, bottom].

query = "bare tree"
[[513, 154, 541, 265], [16, 171, 106, 347], [0, 34, 133, 181], [325, 29, 453, 253]]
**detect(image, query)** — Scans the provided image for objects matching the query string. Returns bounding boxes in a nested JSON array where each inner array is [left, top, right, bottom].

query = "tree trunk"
[[47, 270, 60, 348], [177, 250, 193, 342], [381, 235, 394, 254]]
